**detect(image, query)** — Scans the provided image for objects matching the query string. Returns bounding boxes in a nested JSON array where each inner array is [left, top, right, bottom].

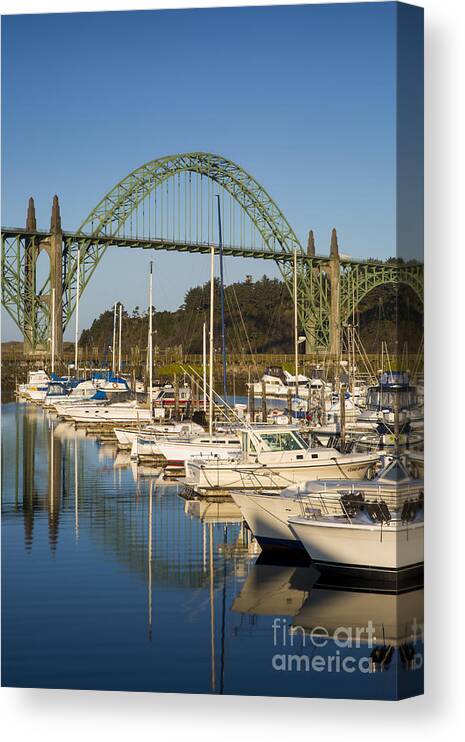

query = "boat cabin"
[[153, 386, 191, 406], [365, 372, 417, 412], [27, 370, 50, 384]]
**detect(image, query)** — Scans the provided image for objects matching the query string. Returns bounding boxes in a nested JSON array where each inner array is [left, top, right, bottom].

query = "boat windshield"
[[366, 386, 417, 411], [47, 383, 67, 396], [258, 431, 306, 451]]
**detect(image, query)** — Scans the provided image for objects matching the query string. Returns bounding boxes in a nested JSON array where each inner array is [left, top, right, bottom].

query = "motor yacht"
[[247, 369, 332, 401], [184, 425, 378, 493], [46, 380, 105, 408], [17, 369, 50, 402], [289, 504, 423, 574], [230, 456, 421, 552]]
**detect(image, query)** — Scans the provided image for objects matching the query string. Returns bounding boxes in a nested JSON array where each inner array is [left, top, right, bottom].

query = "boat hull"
[[231, 491, 305, 550], [61, 406, 152, 424], [289, 517, 424, 572], [185, 454, 377, 492]]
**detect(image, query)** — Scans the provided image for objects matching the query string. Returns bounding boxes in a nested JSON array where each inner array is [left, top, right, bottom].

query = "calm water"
[[1, 403, 423, 699]]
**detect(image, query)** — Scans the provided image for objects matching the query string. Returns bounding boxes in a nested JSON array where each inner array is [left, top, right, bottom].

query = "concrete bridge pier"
[[329, 228, 341, 381], [23, 197, 38, 355], [22, 195, 64, 357], [48, 195, 64, 358], [304, 229, 317, 354]]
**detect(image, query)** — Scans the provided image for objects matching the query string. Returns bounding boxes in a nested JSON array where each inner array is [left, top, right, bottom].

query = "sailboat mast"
[[293, 250, 299, 399], [209, 245, 215, 437], [118, 303, 122, 374], [203, 321, 207, 413], [148, 261, 153, 418], [74, 248, 80, 375], [112, 302, 117, 373], [216, 195, 227, 399], [51, 287, 56, 375]]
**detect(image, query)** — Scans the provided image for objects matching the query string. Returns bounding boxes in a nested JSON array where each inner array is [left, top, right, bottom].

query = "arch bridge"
[[1, 152, 423, 355]]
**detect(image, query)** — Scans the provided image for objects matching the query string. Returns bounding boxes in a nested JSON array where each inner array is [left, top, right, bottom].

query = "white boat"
[[247, 371, 331, 401], [152, 385, 192, 410], [354, 371, 423, 431], [311, 372, 424, 451], [27, 386, 51, 403], [17, 369, 50, 401], [47, 380, 105, 408], [185, 425, 378, 493], [247, 373, 304, 398], [157, 433, 241, 466], [89, 374, 130, 395], [289, 508, 423, 573], [129, 422, 208, 460], [59, 400, 152, 424], [114, 420, 204, 449], [43, 381, 72, 407], [230, 457, 422, 551]]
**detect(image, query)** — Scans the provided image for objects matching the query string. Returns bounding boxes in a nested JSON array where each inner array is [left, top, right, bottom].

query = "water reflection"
[[233, 559, 423, 695], [2, 403, 423, 698]]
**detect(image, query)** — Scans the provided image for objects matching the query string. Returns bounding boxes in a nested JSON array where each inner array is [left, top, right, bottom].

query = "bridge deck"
[[1, 227, 392, 266]]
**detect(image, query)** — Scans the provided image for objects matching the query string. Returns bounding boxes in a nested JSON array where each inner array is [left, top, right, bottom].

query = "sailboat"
[[154, 208, 236, 467]]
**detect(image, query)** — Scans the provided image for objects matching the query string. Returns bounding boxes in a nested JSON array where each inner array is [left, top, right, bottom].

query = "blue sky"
[[2, 2, 400, 340]]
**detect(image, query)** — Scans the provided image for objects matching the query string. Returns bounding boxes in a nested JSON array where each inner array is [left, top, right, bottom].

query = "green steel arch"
[[63, 152, 304, 322], [340, 262, 424, 324], [1, 152, 424, 354], [297, 258, 424, 351]]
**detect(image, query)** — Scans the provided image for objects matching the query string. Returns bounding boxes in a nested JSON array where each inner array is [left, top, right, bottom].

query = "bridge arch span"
[[62, 152, 304, 321], [340, 263, 424, 326], [78, 152, 302, 253]]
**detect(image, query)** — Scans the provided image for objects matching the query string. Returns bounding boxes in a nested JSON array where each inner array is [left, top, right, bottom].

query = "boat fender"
[[366, 501, 391, 524], [399, 643, 416, 670], [340, 492, 364, 517], [370, 645, 394, 671]]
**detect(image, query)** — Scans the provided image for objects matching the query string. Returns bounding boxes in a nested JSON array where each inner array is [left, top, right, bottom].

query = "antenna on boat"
[[216, 195, 227, 400]]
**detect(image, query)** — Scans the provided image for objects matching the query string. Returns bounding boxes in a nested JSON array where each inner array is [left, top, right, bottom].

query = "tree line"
[[78, 275, 423, 358]]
